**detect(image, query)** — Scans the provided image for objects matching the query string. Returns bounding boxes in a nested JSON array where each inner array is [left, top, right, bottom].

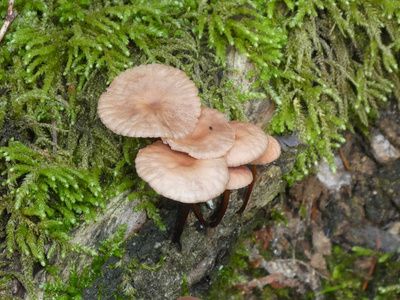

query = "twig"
[[51, 118, 58, 153], [0, 0, 18, 44], [311, 198, 318, 222], [339, 147, 351, 170], [36, 147, 51, 158], [362, 235, 381, 291], [0, 84, 12, 97]]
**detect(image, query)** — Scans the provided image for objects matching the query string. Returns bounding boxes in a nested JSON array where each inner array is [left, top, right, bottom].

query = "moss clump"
[[206, 241, 251, 300], [40, 224, 128, 299], [320, 246, 400, 299], [265, 0, 400, 182]]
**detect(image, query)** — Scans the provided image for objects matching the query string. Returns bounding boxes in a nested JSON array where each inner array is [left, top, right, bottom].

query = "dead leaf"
[[310, 253, 327, 272], [312, 224, 332, 256], [250, 257, 263, 269], [254, 226, 274, 250]]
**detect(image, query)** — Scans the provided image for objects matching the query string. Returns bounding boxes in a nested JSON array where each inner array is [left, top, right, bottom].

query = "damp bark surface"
[[80, 49, 292, 300], [81, 150, 295, 300]]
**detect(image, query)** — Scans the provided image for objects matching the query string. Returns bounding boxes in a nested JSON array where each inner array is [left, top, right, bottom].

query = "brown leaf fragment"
[[235, 274, 279, 290], [250, 257, 264, 269], [270, 276, 301, 289], [254, 226, 274, 250], [235, 274, 299, 292], [310, 253, 328, 273], [311, 198, 318, 222], [312, 224, 332, 256], [264, 259, 323, 298], [248, 247, 324, 299]]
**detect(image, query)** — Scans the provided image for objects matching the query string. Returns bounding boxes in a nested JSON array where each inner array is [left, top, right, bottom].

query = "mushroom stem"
[[209, 190, 230, 228], [237, 164, 257, 214], [173, 203, 191, 244], [191, 204, 209, 227]]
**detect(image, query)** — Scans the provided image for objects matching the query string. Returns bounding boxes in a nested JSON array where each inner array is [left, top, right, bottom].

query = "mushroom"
[[96, 63, 280, 243], [163, 107, 235, 159], [226, 165, 254, 190], [237, 135, 281, 214], [135, 141, 229, 203], [97, 64, 201, 139], [135, 141, 229, 242], [250, 135, 281, 165], [225, 121, 269, 167], [193, 121, 268, 224]]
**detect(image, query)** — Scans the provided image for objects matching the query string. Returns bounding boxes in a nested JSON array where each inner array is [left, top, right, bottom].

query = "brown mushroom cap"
[[163, 107, 235, 159], [251, 135, 281, 165], [135, 142, 229, 203], [226, 165, 253, 190], [225, 121, 269, 167], [98, 64, 201, 139]]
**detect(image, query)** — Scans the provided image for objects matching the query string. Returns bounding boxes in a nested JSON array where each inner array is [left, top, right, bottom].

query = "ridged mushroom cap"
[[98, 64, 201, 139], [226, 165, 253, 190], [163, 107, 235, 159], [225, 121, 269, 167], [251, 135, 281, 165], [135, 142, 229, 203]]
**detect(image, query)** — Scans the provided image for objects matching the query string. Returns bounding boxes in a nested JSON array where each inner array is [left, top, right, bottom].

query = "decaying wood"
[[35, 48, 298, 300]]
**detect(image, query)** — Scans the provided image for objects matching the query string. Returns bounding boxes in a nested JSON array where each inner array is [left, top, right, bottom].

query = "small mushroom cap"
[[225, 121, 269, 167], [226, 165, 253, 190], [251, 135, 281, 165], [163, 107, 235, 159], [98, 64, 201, 139], [135, 142, 229, 203]]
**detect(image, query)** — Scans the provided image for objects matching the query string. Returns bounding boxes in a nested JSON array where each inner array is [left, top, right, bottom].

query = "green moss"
[[40, 224, 127, 299], [320, 246, 400, 299], [206, 242, 249, 300]]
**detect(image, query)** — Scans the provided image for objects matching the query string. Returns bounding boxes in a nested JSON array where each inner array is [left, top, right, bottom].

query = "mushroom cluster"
[[97, 64, 281, 242]]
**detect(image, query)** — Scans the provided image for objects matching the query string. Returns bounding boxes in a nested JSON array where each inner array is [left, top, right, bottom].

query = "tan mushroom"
[[135, 141, 229, 203], [250, 135, 281, 165], [226, 165, 253, 190], [163, 107, 235, 159], [225, 121, 269, 167], [98, 64, 201, 139]]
